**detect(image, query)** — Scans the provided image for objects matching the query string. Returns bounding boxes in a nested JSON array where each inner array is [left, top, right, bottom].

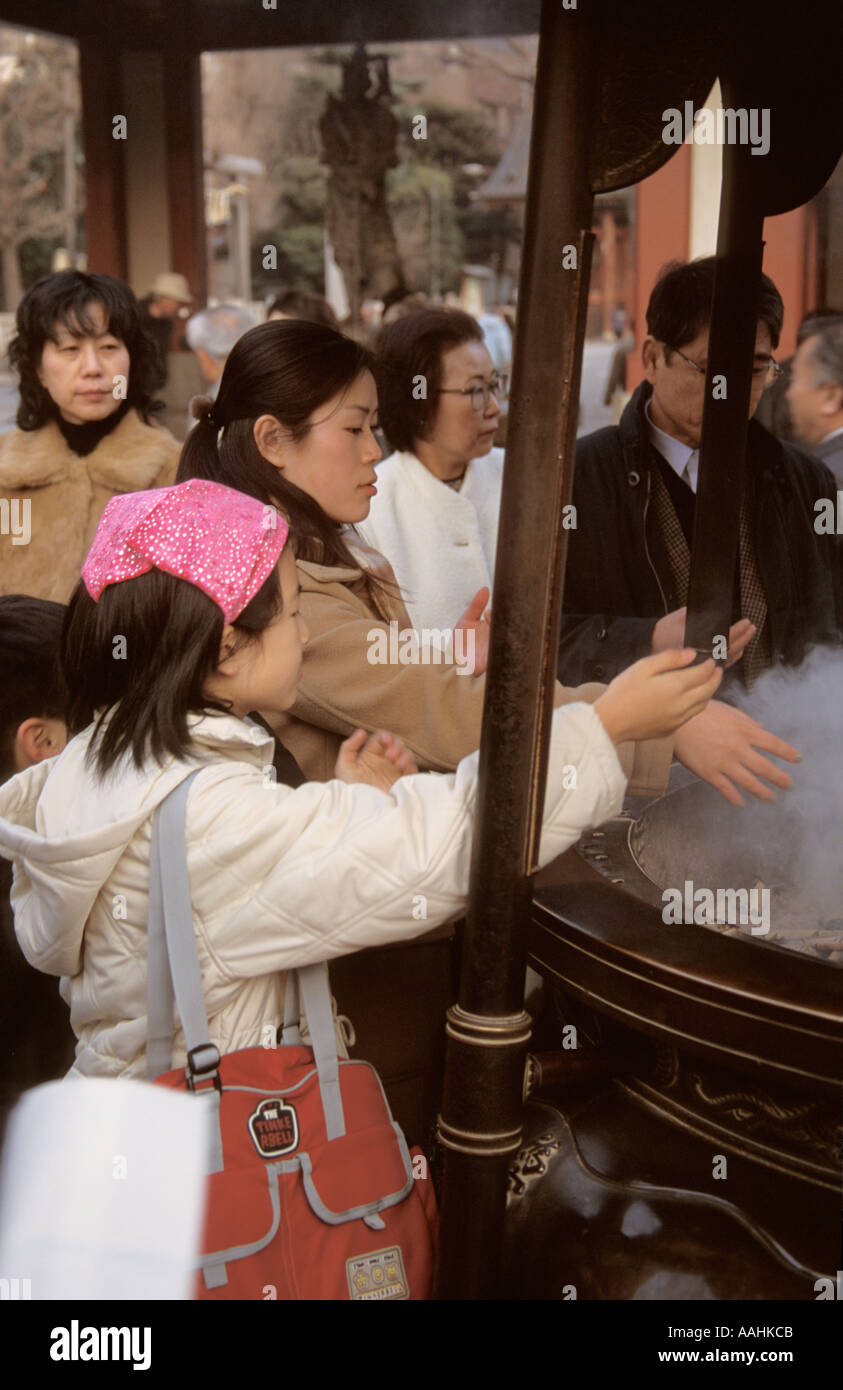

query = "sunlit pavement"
[[578, 339, 617, 438]]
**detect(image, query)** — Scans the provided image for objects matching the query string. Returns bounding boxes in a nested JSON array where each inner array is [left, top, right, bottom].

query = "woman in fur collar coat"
[[0, 271, 180, 602]]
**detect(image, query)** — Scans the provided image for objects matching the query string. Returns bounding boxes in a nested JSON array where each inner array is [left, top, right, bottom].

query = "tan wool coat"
[[267, 541, 674, 797], [0, 409, 180, 603]]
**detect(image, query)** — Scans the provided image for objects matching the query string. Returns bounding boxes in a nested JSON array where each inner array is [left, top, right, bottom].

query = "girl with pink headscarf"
[[0, 479, 717, 1096]]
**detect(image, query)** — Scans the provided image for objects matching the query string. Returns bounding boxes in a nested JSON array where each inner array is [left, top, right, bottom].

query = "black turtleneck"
[[54, 399, 131, 458]]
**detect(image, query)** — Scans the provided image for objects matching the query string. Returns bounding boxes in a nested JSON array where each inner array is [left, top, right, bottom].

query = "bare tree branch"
[[440, 41, 535, 87], [0, 28, 82, 285]]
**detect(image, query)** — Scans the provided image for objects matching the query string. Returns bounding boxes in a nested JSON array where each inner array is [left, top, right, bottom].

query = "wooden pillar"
[[602, 208, 618, 337], [79, 29, 206, 307], [617, 221, 630, 323], [163, 46, 208, 307], [78, 41, 128, 279]]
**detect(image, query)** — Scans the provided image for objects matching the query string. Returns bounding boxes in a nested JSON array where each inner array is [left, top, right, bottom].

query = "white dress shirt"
[[645, 399, 699, 492]]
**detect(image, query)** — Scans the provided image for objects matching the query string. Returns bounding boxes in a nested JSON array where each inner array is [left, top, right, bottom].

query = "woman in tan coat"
[[177, 319, 797, 803], [178, 320, 676, 791], [0, 271, 180, 602]]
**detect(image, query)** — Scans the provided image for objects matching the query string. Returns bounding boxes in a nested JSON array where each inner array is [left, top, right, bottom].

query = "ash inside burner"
[[627, 776, 843, 964]]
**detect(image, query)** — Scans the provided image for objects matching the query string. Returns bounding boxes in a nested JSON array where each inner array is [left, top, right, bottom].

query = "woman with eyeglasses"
[[355, 308, 507, 634]]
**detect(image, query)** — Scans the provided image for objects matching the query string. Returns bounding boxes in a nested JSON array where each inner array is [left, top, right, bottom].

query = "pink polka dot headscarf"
[[81, 480, 290, 622]]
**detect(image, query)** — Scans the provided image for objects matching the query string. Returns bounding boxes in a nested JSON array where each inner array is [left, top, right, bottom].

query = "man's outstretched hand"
[[673, 700, 800, 807], [652, 608, 756, 669]]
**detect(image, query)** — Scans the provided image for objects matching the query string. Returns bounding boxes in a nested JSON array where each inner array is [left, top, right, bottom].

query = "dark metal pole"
[[684, 86, 763, 657], [684, 31, 843, 653], [434, 0, 598, 1300]]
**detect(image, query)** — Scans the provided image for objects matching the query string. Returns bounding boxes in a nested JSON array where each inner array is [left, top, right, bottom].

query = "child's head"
[[0, 596, 68, 783], [62, 481, 306, 776], [177, 319, 379, 571]]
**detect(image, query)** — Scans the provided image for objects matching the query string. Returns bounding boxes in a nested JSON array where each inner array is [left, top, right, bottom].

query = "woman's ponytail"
[[177, 394, 222, 484]]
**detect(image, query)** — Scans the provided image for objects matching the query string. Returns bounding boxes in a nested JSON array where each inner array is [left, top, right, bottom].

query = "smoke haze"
[[733, 645, 843, 927]]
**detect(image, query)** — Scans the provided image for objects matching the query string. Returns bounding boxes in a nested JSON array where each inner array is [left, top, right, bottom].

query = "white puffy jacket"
[[0, 705, 626, 1079]]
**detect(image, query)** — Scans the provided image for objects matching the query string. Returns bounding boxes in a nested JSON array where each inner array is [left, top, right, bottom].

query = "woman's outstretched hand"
[[593, 648, 722, 745], [334, 728, 419, 792], [455, 586, 492, 675]]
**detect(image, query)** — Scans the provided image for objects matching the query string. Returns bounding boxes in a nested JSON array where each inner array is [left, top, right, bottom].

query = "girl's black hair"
[[61, 564, 283, 778], [8, 271, 166, 431], [178, 319, 395, 609], [0, 595, 67, 783]]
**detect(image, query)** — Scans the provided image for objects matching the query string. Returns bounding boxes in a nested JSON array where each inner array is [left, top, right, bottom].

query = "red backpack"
[[147, 772, 437, 1300]]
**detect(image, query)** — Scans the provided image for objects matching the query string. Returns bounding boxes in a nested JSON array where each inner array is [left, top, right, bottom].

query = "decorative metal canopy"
[[0, 0, 541, 49]]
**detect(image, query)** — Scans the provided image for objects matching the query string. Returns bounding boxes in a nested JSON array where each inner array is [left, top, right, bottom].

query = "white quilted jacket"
[[0, 705, 626, 1079]]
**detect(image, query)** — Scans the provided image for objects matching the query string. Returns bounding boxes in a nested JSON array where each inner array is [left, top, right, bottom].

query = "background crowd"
[[0, 258, 840, 1156]]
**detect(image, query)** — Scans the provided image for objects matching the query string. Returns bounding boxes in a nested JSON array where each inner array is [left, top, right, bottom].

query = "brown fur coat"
[[0, 409, 180, 602]]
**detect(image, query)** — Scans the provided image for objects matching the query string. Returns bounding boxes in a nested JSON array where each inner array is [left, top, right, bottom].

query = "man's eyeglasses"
[[666, 345, 782, 383], [437, 375, 508, 411]]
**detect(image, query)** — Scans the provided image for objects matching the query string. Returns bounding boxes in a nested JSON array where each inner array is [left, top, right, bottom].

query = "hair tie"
[[189, 394, 220, 430]]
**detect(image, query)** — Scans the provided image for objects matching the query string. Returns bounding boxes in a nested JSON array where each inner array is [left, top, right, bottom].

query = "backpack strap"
[[146, 768, 346, 1143], [146, 770, 203, 1083], [147, 770, 224, 1178], [280, 970, 301, 1045], [297, 964, 345, 1140], [146, 815, 177, 1081]]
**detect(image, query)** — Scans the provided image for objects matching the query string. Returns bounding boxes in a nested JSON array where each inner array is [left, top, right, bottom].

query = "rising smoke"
[[732, 644, 843, 925]]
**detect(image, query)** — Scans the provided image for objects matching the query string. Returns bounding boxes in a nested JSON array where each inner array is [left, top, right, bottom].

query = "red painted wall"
[[627, 145, 692, 391], [762, 205, 813, 358]]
